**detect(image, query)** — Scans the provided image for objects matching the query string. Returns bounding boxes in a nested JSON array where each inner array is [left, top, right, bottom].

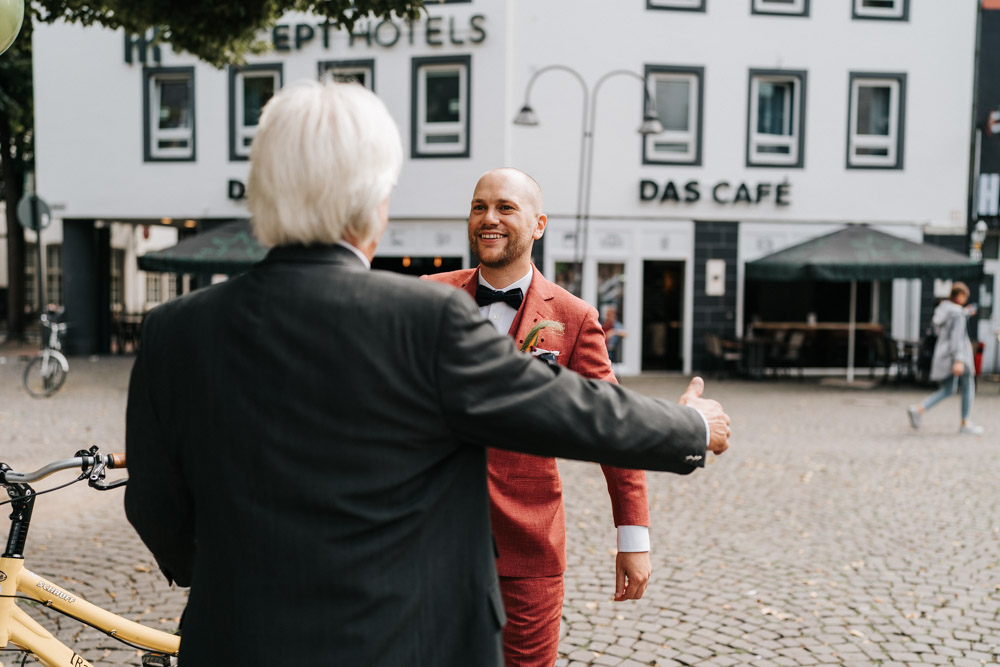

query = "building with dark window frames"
[[21, 0, 981, 375]]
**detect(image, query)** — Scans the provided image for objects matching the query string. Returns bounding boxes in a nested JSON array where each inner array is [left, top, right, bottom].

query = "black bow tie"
[[475, 285, 524, 310]]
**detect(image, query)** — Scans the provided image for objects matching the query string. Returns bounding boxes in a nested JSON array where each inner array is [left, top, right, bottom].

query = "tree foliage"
[[33, 0, 432, 68]]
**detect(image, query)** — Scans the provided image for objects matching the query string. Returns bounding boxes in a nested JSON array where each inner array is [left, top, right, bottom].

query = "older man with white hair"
[[124, 79, 731, 667]]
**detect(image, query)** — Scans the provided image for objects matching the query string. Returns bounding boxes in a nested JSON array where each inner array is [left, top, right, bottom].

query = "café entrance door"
[[641, 260, 685, 371]]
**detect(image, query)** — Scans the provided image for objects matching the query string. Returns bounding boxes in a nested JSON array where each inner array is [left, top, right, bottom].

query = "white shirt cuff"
[[617, 525, 650, 552], [693, 407, 710, 447]]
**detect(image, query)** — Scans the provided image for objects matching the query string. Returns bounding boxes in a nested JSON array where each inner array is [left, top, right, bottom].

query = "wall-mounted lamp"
[[512, 65, 664, 296]]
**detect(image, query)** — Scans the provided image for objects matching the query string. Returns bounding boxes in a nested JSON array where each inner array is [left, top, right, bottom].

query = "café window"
[[852, 0, 908, 21], [747, 69, 806, 168], [643, 65, 703, 166], [145, 273, 162, 307], [229, 64, 282, 161], [412, 55, 470, 158], [318, 59, 374, 90], [847, 73, 906, 169], [646, 0, 705, 10], [111, 249, 125, 313], [752, 0, 809, 16], [144, 67, 195, 162], [45, 244, 63, 306], [166, 274, 179, 301], [24, 242, 37, 313]]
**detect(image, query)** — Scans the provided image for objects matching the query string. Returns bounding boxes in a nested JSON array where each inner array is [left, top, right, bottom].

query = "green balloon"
[[0, 0, 24, 56]]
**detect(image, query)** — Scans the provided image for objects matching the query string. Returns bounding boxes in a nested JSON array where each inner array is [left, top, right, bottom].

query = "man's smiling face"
[[467, 169, 546, 270]]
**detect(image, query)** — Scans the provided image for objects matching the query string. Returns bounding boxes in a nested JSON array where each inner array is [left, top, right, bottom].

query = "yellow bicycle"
[[0, 447, 180, 666]]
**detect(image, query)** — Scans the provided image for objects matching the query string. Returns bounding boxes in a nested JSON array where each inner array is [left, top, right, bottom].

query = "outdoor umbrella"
[[745, 225, 984, 381], [137, 220, 268, 275]]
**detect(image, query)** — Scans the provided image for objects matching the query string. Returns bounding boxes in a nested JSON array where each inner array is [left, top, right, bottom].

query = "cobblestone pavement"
[[1, 352, 998, 665]]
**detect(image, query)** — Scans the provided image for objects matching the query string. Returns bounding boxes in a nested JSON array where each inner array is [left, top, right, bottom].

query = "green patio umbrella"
[[138, 220, 268, 275], [746, 225, 984, 381]]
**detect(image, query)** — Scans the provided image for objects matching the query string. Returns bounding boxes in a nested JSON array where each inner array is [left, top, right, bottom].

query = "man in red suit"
[[426, 168, 653, 666]]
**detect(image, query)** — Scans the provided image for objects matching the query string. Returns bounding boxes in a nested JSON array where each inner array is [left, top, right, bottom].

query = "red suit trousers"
[[498, 574, 564, 667]]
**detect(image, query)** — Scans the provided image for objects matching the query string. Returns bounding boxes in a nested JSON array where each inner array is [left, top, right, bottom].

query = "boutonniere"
[[519, 320, 565, 366]]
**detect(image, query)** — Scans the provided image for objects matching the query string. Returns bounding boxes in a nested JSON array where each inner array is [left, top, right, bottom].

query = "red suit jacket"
[[426, 267, 650, 577]]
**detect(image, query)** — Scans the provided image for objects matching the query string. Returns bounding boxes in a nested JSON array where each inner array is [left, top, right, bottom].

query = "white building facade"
[[25, 0, 979, 373]]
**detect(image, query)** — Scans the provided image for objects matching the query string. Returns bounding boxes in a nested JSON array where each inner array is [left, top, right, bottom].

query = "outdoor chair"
[[704, 332, 742, 379], [771, 330, 806, 378]]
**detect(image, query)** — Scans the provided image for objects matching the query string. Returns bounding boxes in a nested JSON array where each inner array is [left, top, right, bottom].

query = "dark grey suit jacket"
[[124, 244, 707, 667]]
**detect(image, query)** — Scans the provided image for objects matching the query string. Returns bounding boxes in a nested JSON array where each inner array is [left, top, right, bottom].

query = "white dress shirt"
[[477, 269, 650, 553], [335, 241, 371, 269]]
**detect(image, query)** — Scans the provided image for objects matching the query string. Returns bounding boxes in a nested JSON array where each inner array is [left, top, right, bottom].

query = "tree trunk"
[[1, 111, 26, 341]]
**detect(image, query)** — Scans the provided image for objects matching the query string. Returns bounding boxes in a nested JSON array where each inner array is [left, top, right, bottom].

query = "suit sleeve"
[[567, 306, 649, 528], [123, 320, 195, 587], [435, 291, 707, 474]]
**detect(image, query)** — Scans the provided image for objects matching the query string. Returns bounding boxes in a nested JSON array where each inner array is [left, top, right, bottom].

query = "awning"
[[137, 220, 268, 275], [745, 225, 983, 382], [745, 225, 984, 282]]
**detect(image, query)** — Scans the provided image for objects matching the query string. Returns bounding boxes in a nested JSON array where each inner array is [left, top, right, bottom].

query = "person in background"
[[907, 281, 984, 435]]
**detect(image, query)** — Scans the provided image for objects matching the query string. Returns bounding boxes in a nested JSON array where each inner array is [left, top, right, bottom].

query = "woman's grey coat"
[[929, 299, 975, 381]]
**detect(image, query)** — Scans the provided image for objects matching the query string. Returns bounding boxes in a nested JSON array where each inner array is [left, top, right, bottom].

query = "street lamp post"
[[513, 65, 663, 297]]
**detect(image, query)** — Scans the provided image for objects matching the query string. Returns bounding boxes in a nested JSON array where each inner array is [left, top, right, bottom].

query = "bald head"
[[467, 167, 548, 286], [474, 168, 544, 215]]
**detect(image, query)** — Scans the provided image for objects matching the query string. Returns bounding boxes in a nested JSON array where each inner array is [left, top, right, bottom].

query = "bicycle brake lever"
[[91, 477, 129, 491]]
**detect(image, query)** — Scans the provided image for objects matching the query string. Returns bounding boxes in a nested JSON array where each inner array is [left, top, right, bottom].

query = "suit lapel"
[[459, 268, 480, 302], [511, 266, 559, 352]]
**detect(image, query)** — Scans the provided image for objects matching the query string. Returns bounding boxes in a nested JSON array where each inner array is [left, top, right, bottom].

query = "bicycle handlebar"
[[2, 453, 126, 484]]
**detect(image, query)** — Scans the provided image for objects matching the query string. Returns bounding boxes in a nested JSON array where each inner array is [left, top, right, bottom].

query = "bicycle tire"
[[23, 353, 68, 398]]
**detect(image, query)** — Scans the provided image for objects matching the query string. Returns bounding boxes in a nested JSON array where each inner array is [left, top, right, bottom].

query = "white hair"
[[248, 80, 403, 247]]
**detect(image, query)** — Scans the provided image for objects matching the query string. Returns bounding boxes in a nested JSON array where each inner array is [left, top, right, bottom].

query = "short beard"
[[469, 231, 531, 269]]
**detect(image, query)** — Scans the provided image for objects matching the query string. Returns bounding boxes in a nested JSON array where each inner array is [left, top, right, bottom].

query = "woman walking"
[[907, 282, 984, 435]]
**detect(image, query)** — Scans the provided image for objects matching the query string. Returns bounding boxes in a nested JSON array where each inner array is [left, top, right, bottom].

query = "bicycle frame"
[[40, 349, 69, 374], [0, 556, 181, 666]]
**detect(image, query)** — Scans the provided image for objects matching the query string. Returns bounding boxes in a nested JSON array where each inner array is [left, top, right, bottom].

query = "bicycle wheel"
[[23, 353, 68, 398]]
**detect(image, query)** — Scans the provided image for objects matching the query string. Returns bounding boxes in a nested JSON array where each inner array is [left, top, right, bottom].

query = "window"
[[752, 0, 809, 16], [644, 65, 703, 165], [45, 244, 63, 306], [318, 59, 374, 90], [412, 56, 471, 158], [852, 0, 908, 20], [145, 273, 162, 307], [229, 64, 282, 160], [747, 69, 806, 167], [166, 274, 179, 301], [24, 242, 37, 313], [847, 73, 906, 169], [111, 249, 125, 313], [647, 0, 705, 10], [143, 67, 195, 161]]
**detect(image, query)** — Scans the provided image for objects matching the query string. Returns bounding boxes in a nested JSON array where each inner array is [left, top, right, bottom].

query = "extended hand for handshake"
[[678, 376, 731, 455]]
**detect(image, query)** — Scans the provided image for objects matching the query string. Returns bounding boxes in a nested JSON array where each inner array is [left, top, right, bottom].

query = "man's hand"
[[614, 551, 651, 601], [679, 376, 731, 455], [953, 361, 964, 377]]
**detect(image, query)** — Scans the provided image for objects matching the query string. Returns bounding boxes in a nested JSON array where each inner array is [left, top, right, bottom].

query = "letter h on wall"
[[124, 28, 162, 65]]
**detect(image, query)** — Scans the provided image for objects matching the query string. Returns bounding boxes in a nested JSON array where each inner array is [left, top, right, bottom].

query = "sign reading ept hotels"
[[272, 14, 487, 51]]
